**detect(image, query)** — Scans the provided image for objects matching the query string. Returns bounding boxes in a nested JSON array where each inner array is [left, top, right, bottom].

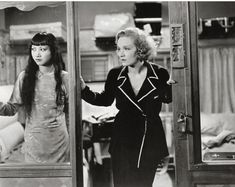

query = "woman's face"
[[116, 36, 138, 67], [31, 45, 52, 66]]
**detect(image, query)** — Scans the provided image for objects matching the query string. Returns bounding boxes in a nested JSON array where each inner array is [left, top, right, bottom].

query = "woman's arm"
[[0, 72, 24, 116], [158, 68, 172, 104], [62, 71, 69, 132], [0, 102, 19, 116], [81, 69, 116, 106], [64, 101, 69, 133]]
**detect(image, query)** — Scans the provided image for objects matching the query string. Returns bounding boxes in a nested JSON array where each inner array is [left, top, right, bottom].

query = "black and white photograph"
[[0, 1, 235, 187]]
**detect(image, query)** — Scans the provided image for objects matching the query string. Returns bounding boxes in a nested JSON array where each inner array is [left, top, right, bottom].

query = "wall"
[[3, 2, 169, 30], [78, 2, 169, 29], [197, 2, 235, 41], [78, 2, 135, 29], [198, 2, 235, 19], [4, 4, 66, 29], [0, 10, 5, 30]]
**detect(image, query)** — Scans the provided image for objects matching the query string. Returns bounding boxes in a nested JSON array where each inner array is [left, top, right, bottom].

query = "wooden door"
[[169, 2, 235, 187]]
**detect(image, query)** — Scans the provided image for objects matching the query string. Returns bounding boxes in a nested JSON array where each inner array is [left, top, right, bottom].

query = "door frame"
[[67, 2, 83, 187], [169, 2, 235, 186]]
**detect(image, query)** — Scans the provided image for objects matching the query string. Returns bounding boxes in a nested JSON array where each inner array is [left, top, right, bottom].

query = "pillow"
[[200, 113, 223, 135], [0, 85, 18, 130], [0, 85, 14, 103], [219, 113, 235, 132], [200, 113, 235, 135], [0, 115, 18, 130], [0, 121, 24, 161]]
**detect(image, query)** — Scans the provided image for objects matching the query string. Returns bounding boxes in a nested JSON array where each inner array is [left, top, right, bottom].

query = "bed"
[[0, 85, 24, 163], [201, 113, 235, 162]]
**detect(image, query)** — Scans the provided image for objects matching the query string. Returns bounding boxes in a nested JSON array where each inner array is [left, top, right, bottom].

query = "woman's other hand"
[[80, 76, 86, 90]]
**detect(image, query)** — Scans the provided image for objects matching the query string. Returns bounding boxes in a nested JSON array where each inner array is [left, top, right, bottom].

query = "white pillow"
[[200, 113, 235, 135], [0, 115, 18, 130], [220, 113, 235, 132], [0, 85, 18, 130], [200, 113, 223, 135], [0, 85, 14, 102], [0, 121, 24, 161]]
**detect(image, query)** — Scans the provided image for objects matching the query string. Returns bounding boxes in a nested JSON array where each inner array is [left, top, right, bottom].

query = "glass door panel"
[[197, 2, 235, 163]]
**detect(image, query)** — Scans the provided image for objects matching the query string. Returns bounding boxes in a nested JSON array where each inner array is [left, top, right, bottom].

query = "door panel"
[[197, 2, 235, 164], [169, 2, 192, 187], [169, 2, 235, 187]]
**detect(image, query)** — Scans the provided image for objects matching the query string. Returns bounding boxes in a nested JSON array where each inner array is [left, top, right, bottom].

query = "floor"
[[153, 171, 174, 187], [91, 158, 175, 187]]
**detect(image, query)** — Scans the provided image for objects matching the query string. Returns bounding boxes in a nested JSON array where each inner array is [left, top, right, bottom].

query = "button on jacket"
[[82, 62, 172, 168]]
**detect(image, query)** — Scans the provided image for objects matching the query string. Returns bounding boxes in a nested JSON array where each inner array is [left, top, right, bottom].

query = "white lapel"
[[137, 63, 159, 102], [117, 66, 143, 113], [117, 63, 159, 113]]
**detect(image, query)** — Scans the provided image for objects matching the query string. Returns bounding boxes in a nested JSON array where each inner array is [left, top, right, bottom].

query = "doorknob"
[[177, 112, 192, 134]]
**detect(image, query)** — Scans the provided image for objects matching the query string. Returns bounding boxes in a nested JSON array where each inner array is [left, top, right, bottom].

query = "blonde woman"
[[81, 27, 172, 187]]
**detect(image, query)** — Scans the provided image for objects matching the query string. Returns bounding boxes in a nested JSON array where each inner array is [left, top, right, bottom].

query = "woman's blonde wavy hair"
[[115, 27, 156, 61]]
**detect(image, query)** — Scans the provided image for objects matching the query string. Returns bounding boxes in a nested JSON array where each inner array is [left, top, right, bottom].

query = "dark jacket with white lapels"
[[82, 61, 172, 168]]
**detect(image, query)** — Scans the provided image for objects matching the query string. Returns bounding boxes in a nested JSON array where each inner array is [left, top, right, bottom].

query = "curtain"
[[199, 47, 235, 113]]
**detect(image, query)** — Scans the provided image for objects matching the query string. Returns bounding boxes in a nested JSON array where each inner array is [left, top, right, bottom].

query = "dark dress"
[[82, 62, 172, 186]]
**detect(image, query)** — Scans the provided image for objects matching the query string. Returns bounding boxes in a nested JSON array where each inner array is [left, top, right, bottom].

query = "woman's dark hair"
[[21, 32, 65, 116]]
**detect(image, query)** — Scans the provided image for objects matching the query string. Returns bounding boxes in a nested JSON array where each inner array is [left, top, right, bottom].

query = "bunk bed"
[[201, 113, 235, 162]]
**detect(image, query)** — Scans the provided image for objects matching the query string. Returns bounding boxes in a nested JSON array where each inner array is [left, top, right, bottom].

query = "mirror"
[[197, 2, 235, 163], [79, 2, 174, 186], [0, 2, 70, 165]]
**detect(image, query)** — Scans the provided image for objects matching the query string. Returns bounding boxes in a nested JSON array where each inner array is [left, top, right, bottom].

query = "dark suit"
[[82, 62, 172, 186]]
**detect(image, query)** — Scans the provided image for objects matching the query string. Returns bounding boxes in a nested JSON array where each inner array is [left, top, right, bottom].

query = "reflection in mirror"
[[198, 2, 235, 163], [79, 2, 174, 186], [0, 2, 70, 164]]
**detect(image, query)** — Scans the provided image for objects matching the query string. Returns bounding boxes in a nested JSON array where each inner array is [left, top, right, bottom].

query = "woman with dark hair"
[[81, 27, 172, 187], [0, 32, 69, 163]]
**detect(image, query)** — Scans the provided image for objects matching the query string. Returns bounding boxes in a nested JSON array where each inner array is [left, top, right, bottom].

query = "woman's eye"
[[40, 48, 47, 52]]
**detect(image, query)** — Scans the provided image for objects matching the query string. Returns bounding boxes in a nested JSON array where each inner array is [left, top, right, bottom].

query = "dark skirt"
[[111, 142, 156, 187]]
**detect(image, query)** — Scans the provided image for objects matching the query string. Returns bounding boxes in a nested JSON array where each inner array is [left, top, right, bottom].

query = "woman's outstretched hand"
[[80, 76, 86, 90]]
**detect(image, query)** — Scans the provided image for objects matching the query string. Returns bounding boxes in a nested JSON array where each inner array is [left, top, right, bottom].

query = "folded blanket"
[[202, 130, 235, 149]]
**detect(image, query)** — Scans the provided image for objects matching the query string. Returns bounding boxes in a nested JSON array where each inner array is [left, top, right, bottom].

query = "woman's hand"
[[80, 76, 86, 90], [156, 156, 170, 175]]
